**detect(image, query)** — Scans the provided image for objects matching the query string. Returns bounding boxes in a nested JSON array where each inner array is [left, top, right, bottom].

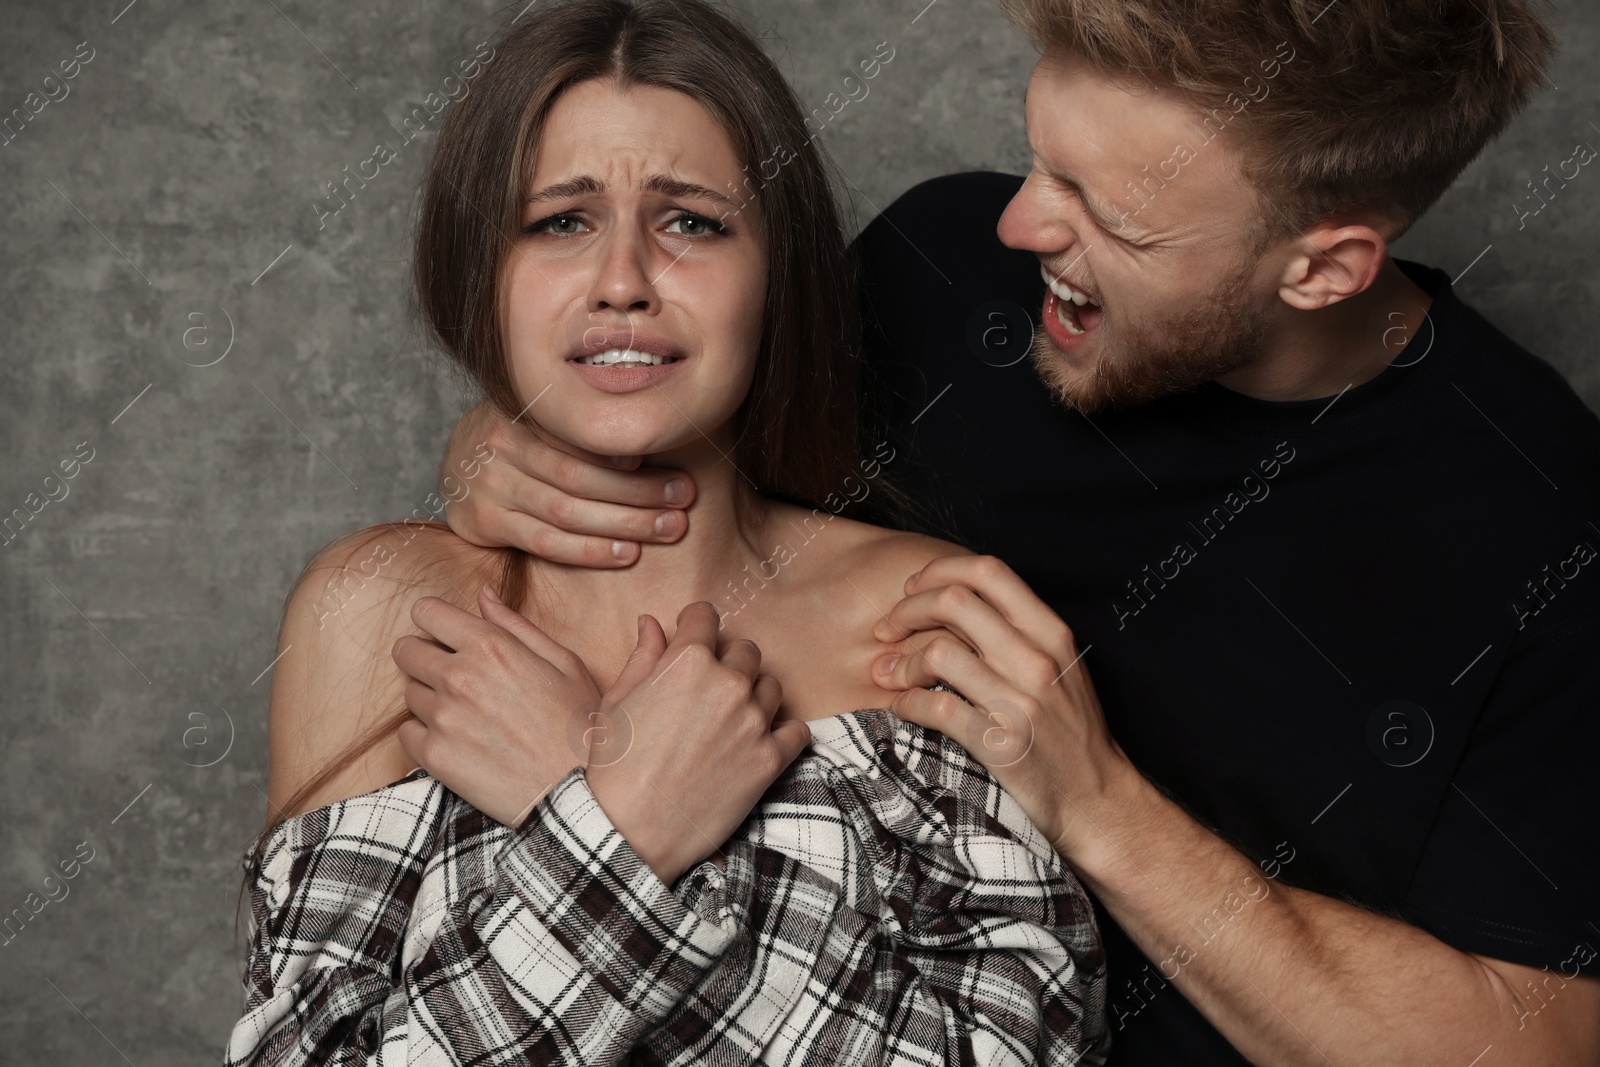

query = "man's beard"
[[1029, 257, 1268, 415]]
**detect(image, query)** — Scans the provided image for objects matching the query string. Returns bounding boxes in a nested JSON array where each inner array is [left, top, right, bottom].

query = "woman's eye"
[[525, 213, 587, 236], [666, 212, 725, 237]]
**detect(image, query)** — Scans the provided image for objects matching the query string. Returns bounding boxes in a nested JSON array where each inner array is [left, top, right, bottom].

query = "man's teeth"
[[1056, 299, 1085, 335], [1041, 265, 1098, 308], [578, 348, 674, 366]]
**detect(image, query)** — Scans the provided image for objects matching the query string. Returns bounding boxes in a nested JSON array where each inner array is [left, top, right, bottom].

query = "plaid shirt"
[[226, 707, 1109, 1065]]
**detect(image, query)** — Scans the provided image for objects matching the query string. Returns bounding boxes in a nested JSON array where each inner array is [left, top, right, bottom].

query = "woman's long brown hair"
[[235, 0, 913, 952]]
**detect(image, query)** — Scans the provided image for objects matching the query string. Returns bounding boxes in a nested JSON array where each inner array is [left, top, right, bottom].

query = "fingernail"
[[483, 585, 503, 604], [874, 654, 899, 677], [654, 511, 677, 537], [664, 478, 687, 504], [612, 539, 631, 561]]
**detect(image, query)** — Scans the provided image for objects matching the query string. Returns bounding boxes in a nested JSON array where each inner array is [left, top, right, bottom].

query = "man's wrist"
[[1056, 754, 1169, 886]]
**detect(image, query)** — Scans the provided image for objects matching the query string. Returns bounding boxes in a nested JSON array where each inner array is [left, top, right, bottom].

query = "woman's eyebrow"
[[526, 173, 739, 211], [527, 175, 604, 204], [644, 175, 740, 210]]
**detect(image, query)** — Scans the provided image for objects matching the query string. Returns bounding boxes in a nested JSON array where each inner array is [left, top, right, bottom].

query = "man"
[[436, 0, 1600, 1062]]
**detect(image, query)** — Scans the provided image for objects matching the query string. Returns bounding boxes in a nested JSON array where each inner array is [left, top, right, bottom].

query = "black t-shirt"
[[852, 171, 1600, 1065]]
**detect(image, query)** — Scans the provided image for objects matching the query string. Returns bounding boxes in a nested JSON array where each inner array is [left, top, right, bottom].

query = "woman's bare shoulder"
[[266, 521, 502, 820], [765, 501, 974, 630], [832, 518, 976, 604], [760, 501, 972, 589]]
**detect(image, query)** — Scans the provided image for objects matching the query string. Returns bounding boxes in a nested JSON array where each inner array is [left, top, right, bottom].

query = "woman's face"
[[501, 78, 769, 458]]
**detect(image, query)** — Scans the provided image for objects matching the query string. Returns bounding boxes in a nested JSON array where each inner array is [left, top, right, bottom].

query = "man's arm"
[[439, 397, 695, 565], [1075, 769, 1600, 1066], [873, 554, 1600, 1067]]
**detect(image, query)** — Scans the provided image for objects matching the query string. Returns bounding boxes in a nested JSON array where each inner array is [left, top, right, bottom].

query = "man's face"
[[998, 50, 1279, 413]]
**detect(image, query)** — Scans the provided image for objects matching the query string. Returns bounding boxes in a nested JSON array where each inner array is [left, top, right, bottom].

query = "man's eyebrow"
[[1058, 173, 1126, 230], [1020, 87, 1136, 233], [526, 174, 739, 211]]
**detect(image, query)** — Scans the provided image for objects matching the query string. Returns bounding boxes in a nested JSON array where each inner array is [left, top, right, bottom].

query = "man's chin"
[[1027, 321, 1262, 416], [1028, 330, 1123, 416]]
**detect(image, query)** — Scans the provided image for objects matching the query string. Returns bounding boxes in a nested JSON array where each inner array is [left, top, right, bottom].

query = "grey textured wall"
[[1, 0, 1596, 1061]]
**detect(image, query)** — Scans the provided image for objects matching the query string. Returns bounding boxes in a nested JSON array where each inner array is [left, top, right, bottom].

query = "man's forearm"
[[868, 558, 1599, 1064], [1071, 769, 1596, 1066]]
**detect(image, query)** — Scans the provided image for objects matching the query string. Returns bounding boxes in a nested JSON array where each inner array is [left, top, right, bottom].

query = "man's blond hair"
[[1001, 0, 1557, 237]]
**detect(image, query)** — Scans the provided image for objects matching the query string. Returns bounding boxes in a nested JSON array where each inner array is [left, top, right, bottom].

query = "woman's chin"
[[542, 406, 738, 462], [566, 431, 699, 461]]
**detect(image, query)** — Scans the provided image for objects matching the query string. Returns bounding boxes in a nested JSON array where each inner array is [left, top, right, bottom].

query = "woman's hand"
[[585, 602, 813, 885], [393, 589, 810, 884], [392, 584, 603, 827], [441, 398, 698, 566], [869, 555, 1140, 864]]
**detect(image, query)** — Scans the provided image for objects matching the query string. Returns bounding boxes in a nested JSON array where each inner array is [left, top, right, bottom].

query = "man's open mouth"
[[1041, 265, 1105, 336]]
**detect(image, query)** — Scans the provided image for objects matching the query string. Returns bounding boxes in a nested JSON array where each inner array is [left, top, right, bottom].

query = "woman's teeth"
[[577, 348, 676, 366]]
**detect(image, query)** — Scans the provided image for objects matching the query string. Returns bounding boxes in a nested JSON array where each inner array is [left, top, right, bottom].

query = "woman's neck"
[[518, 435, 776, 682]]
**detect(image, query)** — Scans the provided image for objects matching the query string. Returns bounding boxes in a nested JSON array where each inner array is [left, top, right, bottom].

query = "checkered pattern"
[[225, 708, 1109, 1065]]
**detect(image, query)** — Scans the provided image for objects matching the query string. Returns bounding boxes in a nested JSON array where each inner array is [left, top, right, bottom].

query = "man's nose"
[[998, 172, 1082, 257]]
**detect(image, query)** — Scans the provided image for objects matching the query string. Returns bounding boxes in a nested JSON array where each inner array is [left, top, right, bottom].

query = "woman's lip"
[[569, 334, 686, 362], [567, 356, 688, 394]]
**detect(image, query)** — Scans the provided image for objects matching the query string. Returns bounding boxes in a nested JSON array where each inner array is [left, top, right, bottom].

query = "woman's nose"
[[588, 229, 659, 314]]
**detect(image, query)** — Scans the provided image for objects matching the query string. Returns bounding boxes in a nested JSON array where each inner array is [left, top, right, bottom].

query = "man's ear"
[[1274, 217, 1391, 312]]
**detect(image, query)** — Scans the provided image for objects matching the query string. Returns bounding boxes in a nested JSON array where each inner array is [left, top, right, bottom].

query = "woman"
[[228, 1, 1107, 1063]]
